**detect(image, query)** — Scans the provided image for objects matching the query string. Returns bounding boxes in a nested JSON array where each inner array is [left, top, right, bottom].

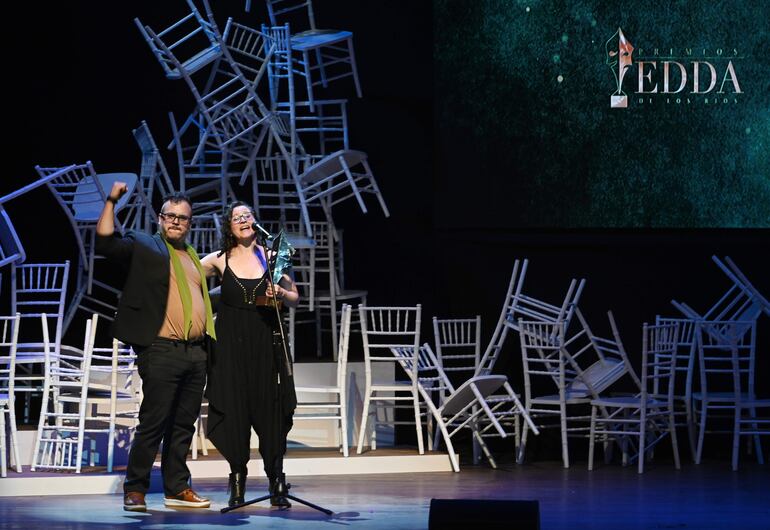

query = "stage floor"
[[0, 459, 767, 529]]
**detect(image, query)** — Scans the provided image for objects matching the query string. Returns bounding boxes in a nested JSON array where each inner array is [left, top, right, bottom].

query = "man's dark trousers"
[[123, 339, 207, 496]]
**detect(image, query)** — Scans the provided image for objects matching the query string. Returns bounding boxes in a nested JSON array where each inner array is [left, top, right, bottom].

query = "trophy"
[[606, 27, 634, 108]]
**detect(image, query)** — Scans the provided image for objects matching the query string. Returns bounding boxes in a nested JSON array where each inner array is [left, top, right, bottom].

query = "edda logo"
[[605, 27, 743, 108]]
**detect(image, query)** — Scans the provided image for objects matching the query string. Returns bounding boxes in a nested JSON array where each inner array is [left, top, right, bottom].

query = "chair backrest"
[[11, 262, 70, 356], [265, 0, 316, 31], [335, 304, 352, 389], [654, 316, 698, 398], [697, 320, 756, 400], [641, 321, 679, 405], [48, 314, 98, 396], [477, 259, 585, 376], [433, 316, 481, 386], [391, 343, 455, 397], [563, 310, 638, 397], [518, 320, 568, 402], [712, 255, 770, 318], [188, 213, 222, 256], [134, 0, 221, 79], [0, 207, 26, 269], [91, 337, 140, 401], [0, 314, 21, 399], [36, 162, 112, 262], [672, 257, 766, 331], [132, 120, 175, 206], [358, 305, 421, 383]]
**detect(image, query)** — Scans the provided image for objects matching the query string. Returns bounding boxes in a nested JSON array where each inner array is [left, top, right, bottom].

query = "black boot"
[[228, 470, 247, 507], [270, 474, 291, 508]]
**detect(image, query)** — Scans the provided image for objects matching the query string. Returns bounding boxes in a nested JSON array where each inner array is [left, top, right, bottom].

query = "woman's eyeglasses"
[[231, 213, 254, 223]]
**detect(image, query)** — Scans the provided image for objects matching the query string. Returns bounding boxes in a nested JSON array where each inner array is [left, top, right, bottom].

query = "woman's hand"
[[265, 283, 285, 299]]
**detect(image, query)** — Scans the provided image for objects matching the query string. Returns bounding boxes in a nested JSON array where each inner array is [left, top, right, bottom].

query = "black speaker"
[[428, 498, 540, 530]]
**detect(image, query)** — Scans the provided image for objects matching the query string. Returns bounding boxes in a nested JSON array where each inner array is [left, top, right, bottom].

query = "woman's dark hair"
[[219, 201, 258, 254]]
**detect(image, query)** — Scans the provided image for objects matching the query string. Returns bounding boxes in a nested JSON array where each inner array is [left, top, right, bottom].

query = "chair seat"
[[291, 30, 352, 51], [568, 358, 626, 395], [370, 381, 414, 391], [441, 375, 507, 416], [315, 289, 367, 302], [591, 396, 666, 408], [295, 384, 340, 393], [167, 45, 222, 80], [532, 391, 592, 404], [693, 391, 756, 403], [299, 150, 366, 185]]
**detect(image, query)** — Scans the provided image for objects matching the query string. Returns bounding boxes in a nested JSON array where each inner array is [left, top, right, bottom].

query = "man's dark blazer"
[[96, 231, 170, 347]]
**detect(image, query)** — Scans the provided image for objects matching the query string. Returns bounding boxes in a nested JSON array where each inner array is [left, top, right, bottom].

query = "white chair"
[[134, 0, 222, 80], [672, 256, 768, 333], [432, 316, 481, 457], [516, 312, 635, 468], [356, 305, 423, 455], [293, 303, 352, 456], [477, 259, 585, 377], [693, 319, 764, 467], [264, 0, 362, 110], [390, 343, 538, 472], [0, 314, 22, 476], [88, 337, 141, 472], [655, 316, 699, 461], [0, 206, 26, 271], [30, 315, 96, 473], [588, 321, 681, 473], [314, 223, 367, 359], [132, 119, 176, 225], [11, 262, 70, 422]]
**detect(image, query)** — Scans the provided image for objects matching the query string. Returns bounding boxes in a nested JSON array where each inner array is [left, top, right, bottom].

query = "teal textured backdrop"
[[434, 0, 770, 227]]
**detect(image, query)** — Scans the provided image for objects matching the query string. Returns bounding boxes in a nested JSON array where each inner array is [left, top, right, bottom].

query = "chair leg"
[[315, 48, 328, 88], [686, 397, 697, 463], [356, 393, 371, 454], [302, 51, 315, 111], [559, 401, 569, 468], [347, 37, 363, 98], [588, 406, 597, 471], [191, 417, 199, 460], [638, 416, 646, 474], [340, 397, 349, 457], [472, 428, 497, 469], [1, 411, 7, 478], [732, 407, 741, 471], [695, 402, 708, 465], [413, 392, 424, 455], [748, 406, 764, 465], [438, 422, 459, 472], [669, 411, 681, 470], [516, 421, 530, 465], [8, 409, 22, 473]]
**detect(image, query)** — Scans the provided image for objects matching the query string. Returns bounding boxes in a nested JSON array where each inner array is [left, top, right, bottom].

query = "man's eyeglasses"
[[159, 212, 191, 224], [231, 213, 254, 223]]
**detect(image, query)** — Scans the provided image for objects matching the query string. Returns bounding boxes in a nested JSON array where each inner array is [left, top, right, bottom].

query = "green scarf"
[[163, 238, 216, 341]]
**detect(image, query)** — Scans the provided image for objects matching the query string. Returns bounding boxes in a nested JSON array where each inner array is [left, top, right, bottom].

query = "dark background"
[[3, 0, 768, 461]]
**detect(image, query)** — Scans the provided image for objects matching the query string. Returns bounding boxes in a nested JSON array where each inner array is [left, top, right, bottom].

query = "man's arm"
[[95, 181, 133, 261]]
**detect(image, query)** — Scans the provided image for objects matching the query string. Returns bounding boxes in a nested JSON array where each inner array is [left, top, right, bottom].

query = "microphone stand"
[[221, 231, 332, 516]]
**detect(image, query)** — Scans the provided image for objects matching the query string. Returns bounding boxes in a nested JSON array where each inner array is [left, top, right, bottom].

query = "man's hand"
[[109, 181, 129, 202]]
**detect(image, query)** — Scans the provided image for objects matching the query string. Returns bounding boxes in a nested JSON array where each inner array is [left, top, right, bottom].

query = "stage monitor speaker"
[[428, 498, 540, 530]]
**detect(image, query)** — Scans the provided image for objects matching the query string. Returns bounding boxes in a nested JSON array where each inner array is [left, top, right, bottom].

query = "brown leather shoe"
[[123, 491, 146, 512], [164, 488, 211, 508]]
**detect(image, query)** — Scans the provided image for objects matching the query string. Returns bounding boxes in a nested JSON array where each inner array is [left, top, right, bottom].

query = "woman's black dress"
[[206, 256, 297, 478]]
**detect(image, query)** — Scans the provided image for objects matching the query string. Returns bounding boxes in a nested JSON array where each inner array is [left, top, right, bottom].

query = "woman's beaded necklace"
[[228, 246, 268, 305]]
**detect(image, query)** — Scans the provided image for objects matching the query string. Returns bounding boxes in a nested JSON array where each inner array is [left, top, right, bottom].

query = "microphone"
[[251, 221, 272, 239]]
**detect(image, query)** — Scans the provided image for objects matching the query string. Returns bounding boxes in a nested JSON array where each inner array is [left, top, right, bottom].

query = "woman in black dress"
[[200, 202, 299, 508]]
